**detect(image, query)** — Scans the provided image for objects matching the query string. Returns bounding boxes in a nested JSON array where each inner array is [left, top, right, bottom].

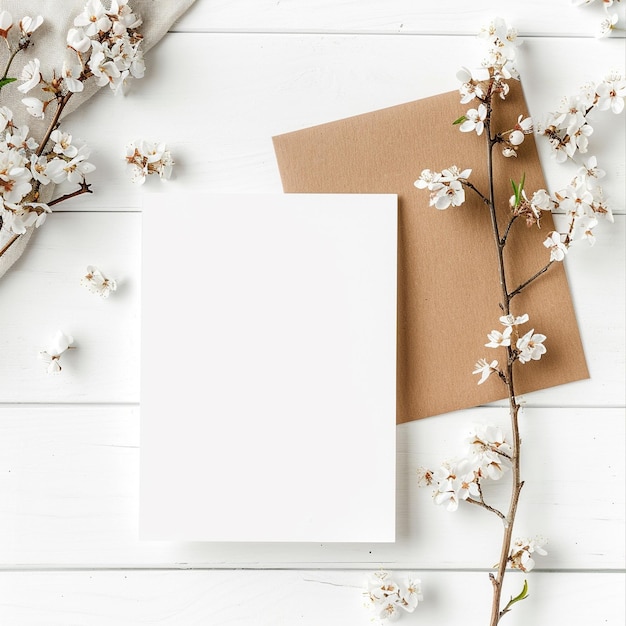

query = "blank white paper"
[[139, 193, 397, 542]]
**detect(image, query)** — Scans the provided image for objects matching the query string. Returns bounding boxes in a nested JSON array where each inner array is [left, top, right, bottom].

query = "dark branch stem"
[[508, 260, 554, 300], [462, 180, 491, 206], [483, 105, 525, 626], [501, 214, 519, 246], [48, 182, 93, 207]]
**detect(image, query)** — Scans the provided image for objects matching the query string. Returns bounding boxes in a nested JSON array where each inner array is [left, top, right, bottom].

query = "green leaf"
[[502, 580, 529, 615], [510, 173, 527, 209], [453, 115, 467, 125], [0, 77, 17, 89]]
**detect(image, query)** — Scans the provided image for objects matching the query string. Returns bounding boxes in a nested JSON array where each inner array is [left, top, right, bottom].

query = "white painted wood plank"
[[0, 405, 622, 568], [0, 213, 140, 403], [0, 570, 623, 625], [175, 0, 626, 38], [0, 212, 622, 405], [57, 34, 624, 214]]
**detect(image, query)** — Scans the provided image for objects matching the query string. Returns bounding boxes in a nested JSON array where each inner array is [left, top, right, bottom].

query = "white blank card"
[[140, 193, 397, 542]]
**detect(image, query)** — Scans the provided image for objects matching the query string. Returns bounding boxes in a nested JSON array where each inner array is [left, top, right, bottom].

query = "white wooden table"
[[1, 1, 624, 623]]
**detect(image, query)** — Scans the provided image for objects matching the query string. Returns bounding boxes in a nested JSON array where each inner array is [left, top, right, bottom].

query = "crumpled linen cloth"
[[0, 0, 197, 279]]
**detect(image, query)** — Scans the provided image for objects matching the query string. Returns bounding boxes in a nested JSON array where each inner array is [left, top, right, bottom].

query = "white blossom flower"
[[19, 15, 43, 36], [62, 61, 85, 93], [456, 66, 490, 103], [414, 168, 441, 189], [5, 125, 38, 152], [365, 571, 422, 621], [509, 536, 548, 572], [82, 265, 117, 297], [472, 358, 499, 385], [485, 324, 512, 348], [543, 231, 568, 261], [597, 11, 618, 38], [17, 58, 42, 94], [509, 115, 533, 145], [50, 129, 78, 158], [0, 105, 12, 132], [596, 73, 626, 114], [0, 11, 13, 38], [578, 214, 599, 245], [0, 152, 32, 204], [499, 313, 529, 327], [577, 155, 606, 189], [459, 103, 487, 135], [530, 189, 555, 213], [67, 27, 91, 53], [516, 329, 547, 363], [478, 17, 521, 62], [30, 154, 67, 185], [432, 463, 462, 511], [39, 330, 74, 374], [21, 96, 45, 119], [74, 0, 112, 37], [63, 146, 96, 184], [124, 140, 174, 184], [555, 182, 594, 220], [465, 424, 512, 480], [88, 47, 123, 90]]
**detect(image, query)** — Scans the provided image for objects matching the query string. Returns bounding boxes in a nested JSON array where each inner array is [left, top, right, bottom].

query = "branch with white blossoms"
[[412, 16, 622, 625], [536, 74, 623, 254], [572, 0, 624, 38], [39, 330, 74, 374], [363, 570, 423, 622], [418, 424, 514, 517], [0, 0, 145, 263]]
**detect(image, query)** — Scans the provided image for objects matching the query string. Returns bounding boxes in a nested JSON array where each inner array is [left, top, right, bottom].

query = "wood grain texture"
[[175, 0, 626, 37], [0, 570, 623, 625], [0, 405, 622, 569], [0, 3, 624, 623]]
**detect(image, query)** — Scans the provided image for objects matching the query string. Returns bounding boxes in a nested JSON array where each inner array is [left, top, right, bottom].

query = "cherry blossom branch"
[[35, 91, 73, 158], [48, 181, 93, 207], [412, 17, 622, 626], [0, 232, 19, 258], [483, 95, 526, 626]]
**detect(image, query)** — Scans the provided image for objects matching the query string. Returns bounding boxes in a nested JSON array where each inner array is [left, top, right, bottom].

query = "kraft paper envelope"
[[273, 81, 589, 423], [140, 192, 397, 542]]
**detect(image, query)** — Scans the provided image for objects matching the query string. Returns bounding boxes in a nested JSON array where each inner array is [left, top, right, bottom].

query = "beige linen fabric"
[[0, 0, 197, 278]]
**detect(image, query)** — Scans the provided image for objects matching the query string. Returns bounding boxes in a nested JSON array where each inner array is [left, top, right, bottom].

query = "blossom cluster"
[[455, 18, 534, 158], [19, 0, 144, 122], [0, 106, 95, 236], [417, 424, 513, 512], [364, 570, 423, 622], [124, 140, 173, 184], [82, 265, 117, 297], [539, 73, 625, 164], [536, 73, 624, 250], [414, 166, 471, 209], [509, 536, 548, 572], [474, 313, 546, 386], [572, 0, 623, 38], [0, 11, 43, 49]]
